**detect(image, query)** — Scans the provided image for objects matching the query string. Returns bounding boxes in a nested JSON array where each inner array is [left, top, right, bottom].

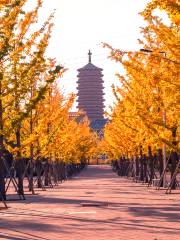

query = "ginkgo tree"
[[0, 0, 99, 202], [0, 0, 63, 200], [19, 82, 98, 188], [102, 0, 179, 184], [21, 83, 96, 163]]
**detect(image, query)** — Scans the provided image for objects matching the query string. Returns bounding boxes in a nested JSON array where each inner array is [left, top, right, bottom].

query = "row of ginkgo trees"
[[0, 0, 98, 202], [101, 0, 179, 189]]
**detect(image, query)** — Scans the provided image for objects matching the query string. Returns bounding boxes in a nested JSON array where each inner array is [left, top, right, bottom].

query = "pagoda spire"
[[88, 50, 92, 63]]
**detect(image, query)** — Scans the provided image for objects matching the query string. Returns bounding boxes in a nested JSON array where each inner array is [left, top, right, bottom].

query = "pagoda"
[[77, 50, 105, 123]]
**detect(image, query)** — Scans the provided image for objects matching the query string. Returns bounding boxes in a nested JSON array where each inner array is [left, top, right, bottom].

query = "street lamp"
[[140, 48, 167, 187]]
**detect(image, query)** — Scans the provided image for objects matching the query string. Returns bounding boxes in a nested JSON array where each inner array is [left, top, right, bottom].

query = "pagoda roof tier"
[[78, 63, 102, 71], [77, 81, 104, 84], [77, 102, 105, 105], [77, 97, 105, 100], [77, 85, 104, 89], [78, 108, 104, 112], [77, 100, 105, 103], [77, 94, 105, 97], [78, 105, 104, 108], [77, 87, 105, 91], [84, 112, 104, 115], [77, 83, 104, 86], [77, 82, 104, 85], [78, 101, 104, 104], [78, 106, 104, 109], [77, 89, 104, 92], [85, 111, 104, 114], [77, 79, 104, 83], [77, 73, 104, 78], [78, 106, 105, 109], [78, 109, 104, 112], [84, 115, 104, 119], [77, 99, 104, 102]]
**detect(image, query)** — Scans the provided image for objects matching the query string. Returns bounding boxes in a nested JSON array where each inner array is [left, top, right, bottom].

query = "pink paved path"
[[0, 165, 180, 240]]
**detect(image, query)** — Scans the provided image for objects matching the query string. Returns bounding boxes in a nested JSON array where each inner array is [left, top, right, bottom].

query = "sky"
[[29, 0, 152, 111]]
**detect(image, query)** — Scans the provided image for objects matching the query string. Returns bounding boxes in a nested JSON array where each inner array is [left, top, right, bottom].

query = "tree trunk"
[[157, 149, 163, 187], [139, 147, 144, 181], [148, 146, 154, 183], [170, 151, 178, 189], [143, 154, 148, 183], [0, 74, 6, 201], [15, 124, 25, 197], [170, 127, 178, 189], [16, 159, 24, 196], [0, 158, 6, 200], [44, 160, 49, 186], [135, 156, 139, 177], [28, 158, 34, 193], [36, 159, 42, 188]]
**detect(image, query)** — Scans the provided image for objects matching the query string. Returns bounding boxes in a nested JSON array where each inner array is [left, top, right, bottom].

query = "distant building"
[[77, 50, 107, 132], [68, 111, 79, 121]]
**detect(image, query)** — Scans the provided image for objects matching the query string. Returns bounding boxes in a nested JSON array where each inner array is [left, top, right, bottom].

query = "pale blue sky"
[[28, 0, 167, 111]]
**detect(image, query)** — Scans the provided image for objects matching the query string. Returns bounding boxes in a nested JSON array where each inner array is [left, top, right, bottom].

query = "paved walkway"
[[0, 165, 180, 240]]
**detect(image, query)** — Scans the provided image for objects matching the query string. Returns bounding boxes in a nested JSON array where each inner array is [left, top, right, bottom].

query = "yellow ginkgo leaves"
[[102, 0, 179, 160]]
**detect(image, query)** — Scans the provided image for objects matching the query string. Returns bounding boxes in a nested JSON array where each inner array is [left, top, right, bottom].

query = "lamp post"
[[140, 48, 167, 187]]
